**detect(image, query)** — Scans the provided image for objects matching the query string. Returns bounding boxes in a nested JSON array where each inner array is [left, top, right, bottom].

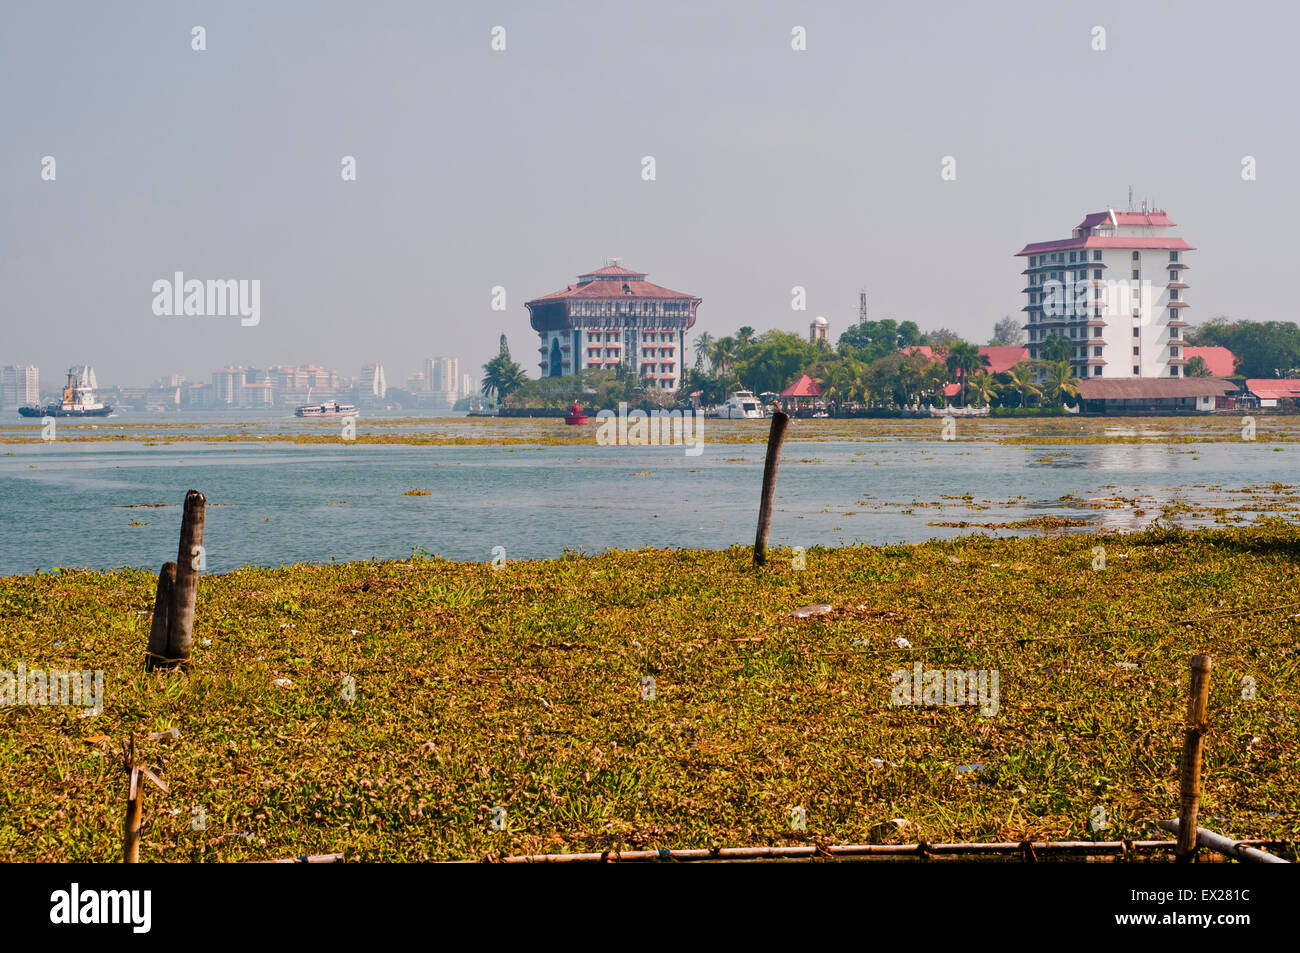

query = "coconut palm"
[[481, 354, 528, 405], [944, 342, 988, 407], [967, 370, 1000, 407], [709, 337, 738, 382], [1005, 362, 1043, 409], [693, 332, 715, 373], [1041, 360, 1081, 407]]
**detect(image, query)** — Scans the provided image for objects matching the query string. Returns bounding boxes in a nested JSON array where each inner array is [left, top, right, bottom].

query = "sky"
[[2, 0, 1296, 388]]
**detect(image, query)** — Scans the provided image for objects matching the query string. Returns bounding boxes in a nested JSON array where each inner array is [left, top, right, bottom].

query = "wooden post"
[[1176, 654, 1212, 862], [144, 562, 176, 671], [166, 489, 206, 666], [753, 412, 790, 567]]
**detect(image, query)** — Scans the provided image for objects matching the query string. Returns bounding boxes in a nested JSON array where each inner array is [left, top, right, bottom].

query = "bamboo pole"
[[1157, 820, 1288, 864], [144, 562, 176, 671], [489, 838, 1289, 863], [165, 489, 206, 667], [753, 411, 790, 567], [1176, 654, 1212, 862], [123, 766, 142, 863]]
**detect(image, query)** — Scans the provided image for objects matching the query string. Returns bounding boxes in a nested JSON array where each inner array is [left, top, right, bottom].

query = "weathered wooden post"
[[160, 489, 205, 668], [1176, 654, 1212, 862], [753, 411, 790, 567], [144, 562, 176, 671]]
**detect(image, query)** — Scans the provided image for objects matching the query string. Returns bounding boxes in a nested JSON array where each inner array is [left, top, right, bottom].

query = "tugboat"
[[18, 368, 112, 417], [295, 401, 358, 418], [564, 400, 589, 425]]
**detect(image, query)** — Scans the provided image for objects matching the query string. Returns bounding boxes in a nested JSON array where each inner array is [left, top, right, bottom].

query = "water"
[[0, 427, 1296, 575]]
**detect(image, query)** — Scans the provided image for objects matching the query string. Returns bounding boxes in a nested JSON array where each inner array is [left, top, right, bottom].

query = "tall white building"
[[421, 357, 459, 405], [359, 363, 387, 400], [460, 373, 475, 401], [1018, 208, 1193, 379], [1, 365, 39, 408]]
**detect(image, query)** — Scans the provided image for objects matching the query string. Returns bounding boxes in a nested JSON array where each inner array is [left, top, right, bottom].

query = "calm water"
[[1, 423, 1296, 575]]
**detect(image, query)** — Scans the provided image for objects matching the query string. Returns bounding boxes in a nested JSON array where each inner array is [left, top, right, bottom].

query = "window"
[[1133, 327, 1140, 337], [1069, 252, 1076, 262], [1132, 251, 1140, 261], [1094, 269, 1102, 279], [1170, 327, 1180, 338], [1170, 251, 1179, 261], [1170, 366, 1180, 377], [1093, 327, 1102, 338], [1132, 270, 1140, 280], [1170, 347, 1180, 357], [1170, 289, 1179, 300], [1093, 250, 1102, 261], [1093, 365, 1102, 376], [1133, 365, 1140, 375], [1093, 346, 1103, 357]]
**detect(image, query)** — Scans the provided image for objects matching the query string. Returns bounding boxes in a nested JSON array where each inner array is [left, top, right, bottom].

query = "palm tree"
[[1186, 355, 1212, 377], [736, 326, 756, 348], [1005, 362, 1042, 409], [710, 337, 738, 383], [1041, 360, 1080, 407], [694, 332, 714, 373], [967, 370, 1000, 407], [944, 342, 987, 407], [481, 354, 527, 405]]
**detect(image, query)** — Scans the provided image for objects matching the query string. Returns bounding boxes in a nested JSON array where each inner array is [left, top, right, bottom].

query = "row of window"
[[1028, 249, 1181, 267]]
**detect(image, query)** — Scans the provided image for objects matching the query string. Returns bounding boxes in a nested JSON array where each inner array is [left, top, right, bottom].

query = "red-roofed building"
[[1016, 207, 1193, 382], [525, 260, 701, 391], [899, 345, 1028, 375], [1243, 379, 1300, 407], [1183, 346, 1237, 377]]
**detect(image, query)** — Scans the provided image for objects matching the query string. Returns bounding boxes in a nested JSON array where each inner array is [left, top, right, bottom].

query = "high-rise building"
[[1018, 207, 1193, 379], [460, 373, 475, 400], [421, 357, 459, 406], [69, 365, 97, 390], [525, 260, 701, 391], [211, 368, 244, 406], [359, 363, 387, 401], [406, 371, 426, 392], [1, 365, 39, 408]]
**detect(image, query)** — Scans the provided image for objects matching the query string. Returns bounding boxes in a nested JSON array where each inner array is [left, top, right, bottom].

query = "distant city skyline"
[[4, 1, 1297, 387]]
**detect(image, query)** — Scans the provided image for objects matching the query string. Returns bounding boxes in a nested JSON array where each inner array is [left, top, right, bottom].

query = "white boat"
[[295, 401, 358, 419], [711, 390, 766, 419]]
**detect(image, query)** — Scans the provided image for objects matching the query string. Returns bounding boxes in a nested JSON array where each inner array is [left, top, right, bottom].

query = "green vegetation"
[[1, 526, 1297, 861], [1189, 318, 1300, 379]]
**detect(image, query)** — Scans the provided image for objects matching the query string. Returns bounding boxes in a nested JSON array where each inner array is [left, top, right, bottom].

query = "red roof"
[[942, 382, 961, 398], [900, 345, 1028, 374], [578, 264, 647, 279], [980, 346, 1030, 374], [780, 374, 822, 398], [1244, 379, 1300, 400], [1183, 346, 1237, 377], [1017, 236, 1194, 256], [527, 264, 699, 304], [1075, 211, 1176, 229]]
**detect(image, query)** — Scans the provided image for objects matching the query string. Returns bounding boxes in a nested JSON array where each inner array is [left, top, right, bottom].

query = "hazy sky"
[[3, 0, 1296, 387]]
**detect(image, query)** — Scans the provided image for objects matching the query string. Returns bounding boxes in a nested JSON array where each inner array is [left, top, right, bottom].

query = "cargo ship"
[[17, 369, 112, 417], [295, 401, 358, 418]]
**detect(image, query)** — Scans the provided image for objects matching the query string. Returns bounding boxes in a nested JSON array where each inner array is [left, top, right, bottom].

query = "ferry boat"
[[295, 401, 358, 418], [18, 369, 112, 418], [711, 390, 766, 419]]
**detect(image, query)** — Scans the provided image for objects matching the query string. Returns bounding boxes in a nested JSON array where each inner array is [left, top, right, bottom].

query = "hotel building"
[[1017, 209, 1193, 379], [525, 261, 700, 391]]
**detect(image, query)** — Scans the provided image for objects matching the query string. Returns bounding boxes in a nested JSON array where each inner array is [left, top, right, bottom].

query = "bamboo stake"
[[1176, 654, 1212, 862], [490, 839, 1289, 864], [123, 764, 142, 863], [1158, 820, 1288, 864], [144, 562, 176, 671], [753, 411, 790, 567], [165, 489, 206, 667]]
